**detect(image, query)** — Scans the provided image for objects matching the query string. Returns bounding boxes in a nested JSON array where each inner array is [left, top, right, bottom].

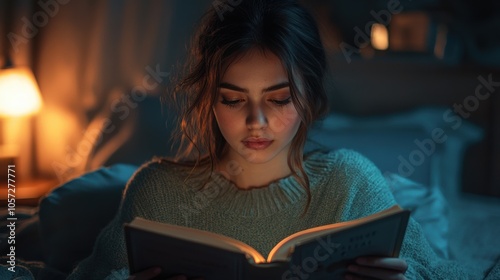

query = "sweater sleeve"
[[335, 150, 478, 279], [67, 161, 163, 280], [401, 218, 479, 280]]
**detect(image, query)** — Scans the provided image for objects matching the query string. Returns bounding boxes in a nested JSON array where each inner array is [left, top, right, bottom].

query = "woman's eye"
[[221, 98, 242, 107], [271, 97, 291, 106]]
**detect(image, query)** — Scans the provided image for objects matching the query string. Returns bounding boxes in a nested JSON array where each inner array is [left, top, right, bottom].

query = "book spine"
[[244, 261, 289, 280], [392, 210, 411, 257]]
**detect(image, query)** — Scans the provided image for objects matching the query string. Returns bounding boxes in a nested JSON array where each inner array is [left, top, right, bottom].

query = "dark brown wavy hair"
[[166, 0, 328, 212]]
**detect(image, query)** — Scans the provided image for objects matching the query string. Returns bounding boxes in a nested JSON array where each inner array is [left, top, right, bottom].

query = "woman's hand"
[[344, 257, 408, 280]]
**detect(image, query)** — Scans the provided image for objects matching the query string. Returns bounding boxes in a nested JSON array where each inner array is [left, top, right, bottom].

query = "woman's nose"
[[246, 104, 268, 130]]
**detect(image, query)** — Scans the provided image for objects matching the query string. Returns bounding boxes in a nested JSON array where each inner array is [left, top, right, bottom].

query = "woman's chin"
[[239, 150, 283, 165]]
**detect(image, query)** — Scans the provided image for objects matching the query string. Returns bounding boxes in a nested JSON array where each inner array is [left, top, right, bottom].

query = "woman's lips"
[[242, 139, 273, 150]]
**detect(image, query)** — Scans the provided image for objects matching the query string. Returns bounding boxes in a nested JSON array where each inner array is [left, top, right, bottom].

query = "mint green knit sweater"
[[67, 149, 478, 280]]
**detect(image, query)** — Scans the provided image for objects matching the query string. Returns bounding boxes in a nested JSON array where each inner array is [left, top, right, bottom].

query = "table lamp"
[[0, 66, 43, 180]]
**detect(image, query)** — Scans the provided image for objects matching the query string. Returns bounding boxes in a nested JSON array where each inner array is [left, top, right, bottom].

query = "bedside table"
[[0, 178, 59, 207]]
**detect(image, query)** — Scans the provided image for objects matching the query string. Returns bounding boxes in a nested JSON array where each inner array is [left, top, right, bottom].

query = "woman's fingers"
[[343, 257, 408, 280], [356, 257, 408, 272], [346, 264, 407, 280]]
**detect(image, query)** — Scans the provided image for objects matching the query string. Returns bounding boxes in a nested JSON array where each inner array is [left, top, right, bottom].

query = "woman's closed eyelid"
[[218, 94, 292, 108], [220, 96, 242, 101], [270, 96, 292, 106], [220, 97, 243, 108]]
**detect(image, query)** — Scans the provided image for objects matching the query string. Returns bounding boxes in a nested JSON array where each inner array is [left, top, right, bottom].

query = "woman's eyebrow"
[[218, 82, 290, 93]]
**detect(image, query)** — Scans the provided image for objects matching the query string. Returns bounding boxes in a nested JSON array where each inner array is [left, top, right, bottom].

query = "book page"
[[267, 205, 406, 262], [127, 218, 267, 263]]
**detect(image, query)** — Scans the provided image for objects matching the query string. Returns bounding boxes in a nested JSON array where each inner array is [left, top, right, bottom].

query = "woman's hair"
[[167, 0, 328, 211]]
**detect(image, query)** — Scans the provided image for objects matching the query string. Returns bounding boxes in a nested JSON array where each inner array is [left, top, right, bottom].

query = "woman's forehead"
[[221, 49, 287, 82]]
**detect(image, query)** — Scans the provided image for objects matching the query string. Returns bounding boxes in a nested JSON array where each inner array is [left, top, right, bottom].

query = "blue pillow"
[[38, 164, 138, 273], [385, 172, 450, 259]]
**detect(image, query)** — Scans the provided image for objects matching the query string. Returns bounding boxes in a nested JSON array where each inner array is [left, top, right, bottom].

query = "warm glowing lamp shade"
[[371, 23, 389, 51], [0, 67, 43, 117]]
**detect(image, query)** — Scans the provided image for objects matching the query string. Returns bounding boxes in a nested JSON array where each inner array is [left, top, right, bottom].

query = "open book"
[[125, 205, 410, 280]]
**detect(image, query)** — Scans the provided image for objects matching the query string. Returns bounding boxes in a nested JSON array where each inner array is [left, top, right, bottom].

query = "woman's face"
[[213, 49, 301, 164]]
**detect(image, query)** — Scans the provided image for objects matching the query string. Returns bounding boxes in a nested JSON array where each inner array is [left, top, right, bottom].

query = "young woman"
[[67, 0, 475, 279]]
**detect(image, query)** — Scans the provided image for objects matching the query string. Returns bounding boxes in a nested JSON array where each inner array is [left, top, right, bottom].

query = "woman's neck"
[[216, 151, 292, 190]]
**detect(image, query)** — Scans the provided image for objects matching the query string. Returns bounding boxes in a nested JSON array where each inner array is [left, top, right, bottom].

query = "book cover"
[[125, 205, 410, 280]]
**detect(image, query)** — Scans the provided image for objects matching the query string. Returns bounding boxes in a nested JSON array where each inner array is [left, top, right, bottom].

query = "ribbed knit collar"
[[202, 150, 333, 217]]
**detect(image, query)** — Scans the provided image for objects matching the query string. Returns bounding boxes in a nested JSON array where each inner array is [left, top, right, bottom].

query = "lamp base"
[[0, 145, 17, 181]]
